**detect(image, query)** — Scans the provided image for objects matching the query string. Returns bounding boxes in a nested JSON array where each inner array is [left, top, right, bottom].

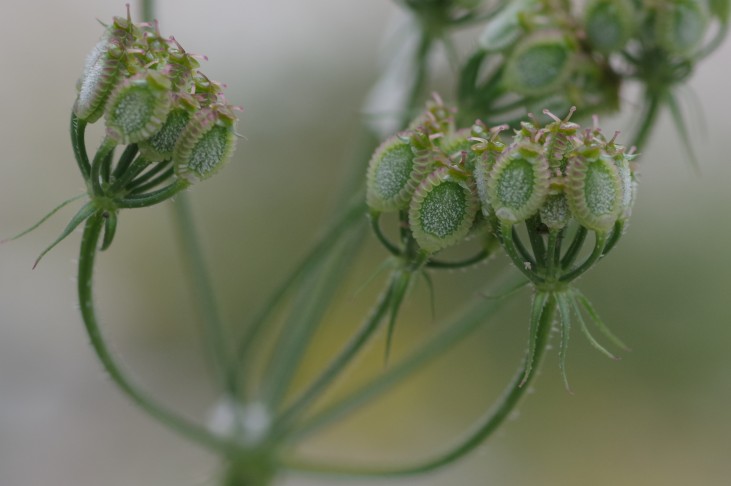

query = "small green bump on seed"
[[540, 192, 571, 230]]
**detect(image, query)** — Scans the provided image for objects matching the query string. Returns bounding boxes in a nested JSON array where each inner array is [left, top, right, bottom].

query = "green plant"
[[6, 0, 728, 484]]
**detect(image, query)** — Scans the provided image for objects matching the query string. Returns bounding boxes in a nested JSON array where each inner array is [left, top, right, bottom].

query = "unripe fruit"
[[566, 150, 623, 233], [540, 192, 571, 230], [173, 108, 237, 182], [74, 34, 124, 123], [504, 31, 575, 97], [139, 106, 193, 162], [105, 72, 172, 145], [409, 168, 479, 253], [656, 0, 710, 56], [487, 143, 550, 224], [584, 0, 636, 53], [366, 136, 420, 212]]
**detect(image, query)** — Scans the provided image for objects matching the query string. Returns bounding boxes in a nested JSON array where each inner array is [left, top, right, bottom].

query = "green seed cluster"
[[366, 98, 638, 258], [461, 0, 721, 127], [366, 97, 482, 254], [73, 9, 238, 182], [483, 110, 637, 235]]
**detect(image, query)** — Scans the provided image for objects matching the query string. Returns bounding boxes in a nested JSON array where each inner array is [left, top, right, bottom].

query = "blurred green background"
[[1, 1, 730, 485]]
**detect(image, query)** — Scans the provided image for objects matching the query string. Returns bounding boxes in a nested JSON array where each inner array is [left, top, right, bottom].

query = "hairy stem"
[[284, 279, 554, 476], [77, 212, 233, 454], [70, 113, 91, 181], [117, 179, 189, 208], [400, 32, 433, 129], [283, 270, 526, 443], [272, 275, 397, 436], [630, 90, 662, 150], [172, 194, 239, 399], [235, 197, 366, 388]]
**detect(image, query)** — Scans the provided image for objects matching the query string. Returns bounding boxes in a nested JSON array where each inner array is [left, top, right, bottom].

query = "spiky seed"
[[105, 73, 172, 145], [487, 145, 550, 224], [566, 153, 623, 233], [74, 34, 123, 122], [173, 108, 237, 182], [584, 0, 636, 53], [366, 136, 419, 212], [408, 168, 479, 253], [503, 31, 575, 97], [139, 108, 192, 161], [540, 192, 571, 229], [656, 0, 710, 56]]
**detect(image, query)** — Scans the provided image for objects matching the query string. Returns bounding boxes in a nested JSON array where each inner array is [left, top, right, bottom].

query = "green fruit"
[[504, 31, 575, 97], [409, 168, 479, 253]]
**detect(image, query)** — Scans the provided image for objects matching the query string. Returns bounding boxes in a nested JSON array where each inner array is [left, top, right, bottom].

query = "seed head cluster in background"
[[74, 7, 238, 184]]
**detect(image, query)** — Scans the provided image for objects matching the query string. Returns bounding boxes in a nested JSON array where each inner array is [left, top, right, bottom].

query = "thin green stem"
[[560, 232, 606, 283], [70, 113, 91, 181], [117, 179, 189, 208], [112, 144, 139, 181], [284, 288, 555, 477], [111, 155, 149, 193], [630, 90, 662, 150], [259, 225, 365, 412], [500, 223, 541, 284], [560, 225, 587, 270], [130, 166, 174, 194], [140, 0, 155, 22], [91, 140, 116, 197], [283, 270, 526, 443], [601, 221, 624, 257], [383, 269, 414, 364], [77, 213, 233, 454], [126, 160, 171, 191], [511, 226, 536, 269], [235, 198, 366, 375], [100, 146, 115, 185], [545, 230, 560, 278], [426, 249, 489, 269], [400, 33, 433, 130], [171, 193, 239, 399], [525, 217, 546, 269], [100, 211, 118, 251], [272, 276, 396, 436], [370, 212, 402, 257]]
